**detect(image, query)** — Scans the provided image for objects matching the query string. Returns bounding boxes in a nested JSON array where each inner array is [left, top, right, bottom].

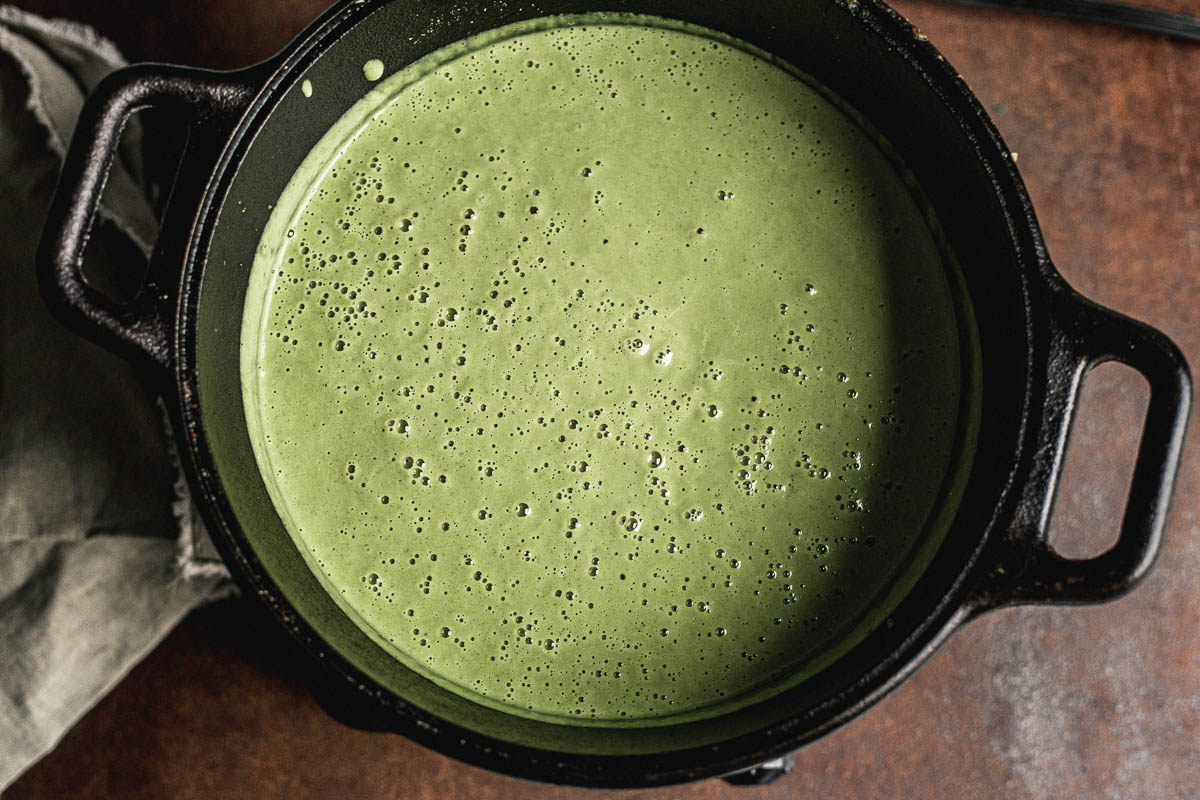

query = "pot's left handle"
[[37, 64, 257, 374]]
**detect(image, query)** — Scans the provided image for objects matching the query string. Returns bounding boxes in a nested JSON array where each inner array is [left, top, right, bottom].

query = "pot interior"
[[190, 0, 1029, 759]]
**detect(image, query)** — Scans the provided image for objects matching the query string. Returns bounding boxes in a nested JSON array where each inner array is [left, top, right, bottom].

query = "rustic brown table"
[[4, 1, 1198, 797]]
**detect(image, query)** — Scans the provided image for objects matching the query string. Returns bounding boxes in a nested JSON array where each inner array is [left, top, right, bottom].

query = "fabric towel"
[[0, 6, 231, 790]]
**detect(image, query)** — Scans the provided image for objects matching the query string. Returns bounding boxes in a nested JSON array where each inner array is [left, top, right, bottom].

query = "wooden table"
[[5, 1, 1198, 797]]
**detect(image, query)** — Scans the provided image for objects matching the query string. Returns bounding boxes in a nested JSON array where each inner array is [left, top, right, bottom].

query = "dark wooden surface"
[[5, 1, 1199, 797]]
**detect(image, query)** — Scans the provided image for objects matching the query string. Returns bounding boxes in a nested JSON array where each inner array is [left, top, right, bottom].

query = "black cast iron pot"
[[37, 0, 1191, 787]]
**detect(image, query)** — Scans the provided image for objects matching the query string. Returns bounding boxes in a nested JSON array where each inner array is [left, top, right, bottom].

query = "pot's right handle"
[[37, 63, 257, 375], [970, 284, 1191, 611]]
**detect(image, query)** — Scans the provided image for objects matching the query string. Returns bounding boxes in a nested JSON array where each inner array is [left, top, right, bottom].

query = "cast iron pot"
[[38, 0, 1191, 787]]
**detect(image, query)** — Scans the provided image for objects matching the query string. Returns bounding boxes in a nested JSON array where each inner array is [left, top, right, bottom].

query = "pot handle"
[[37, 64, 257, 375], [970, 285, 1191, 611]]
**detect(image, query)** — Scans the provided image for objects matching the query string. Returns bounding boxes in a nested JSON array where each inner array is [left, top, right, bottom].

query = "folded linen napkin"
[[0, 7, 231, 790]]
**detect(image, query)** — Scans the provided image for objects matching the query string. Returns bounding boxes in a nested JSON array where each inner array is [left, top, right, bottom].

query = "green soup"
[[242, 15, 979, 726]]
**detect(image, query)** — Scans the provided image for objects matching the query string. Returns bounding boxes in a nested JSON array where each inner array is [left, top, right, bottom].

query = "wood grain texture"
[[5, 1, 1197, 797]]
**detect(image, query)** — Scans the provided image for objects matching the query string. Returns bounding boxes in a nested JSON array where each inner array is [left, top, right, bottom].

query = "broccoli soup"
[[242, 15, 979, 725]]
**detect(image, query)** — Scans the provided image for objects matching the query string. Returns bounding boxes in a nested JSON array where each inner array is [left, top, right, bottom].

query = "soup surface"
[[242, 15, 978, 724]]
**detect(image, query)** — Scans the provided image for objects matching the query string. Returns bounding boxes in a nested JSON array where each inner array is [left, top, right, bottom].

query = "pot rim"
[[179, 0, 1035, 783]]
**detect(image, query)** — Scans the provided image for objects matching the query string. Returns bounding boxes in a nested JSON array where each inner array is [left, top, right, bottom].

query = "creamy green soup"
[[242, 15, 978, 726]]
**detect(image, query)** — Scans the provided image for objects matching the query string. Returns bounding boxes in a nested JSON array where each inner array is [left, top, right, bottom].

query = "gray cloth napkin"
[[0, 7, 231, 790]]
